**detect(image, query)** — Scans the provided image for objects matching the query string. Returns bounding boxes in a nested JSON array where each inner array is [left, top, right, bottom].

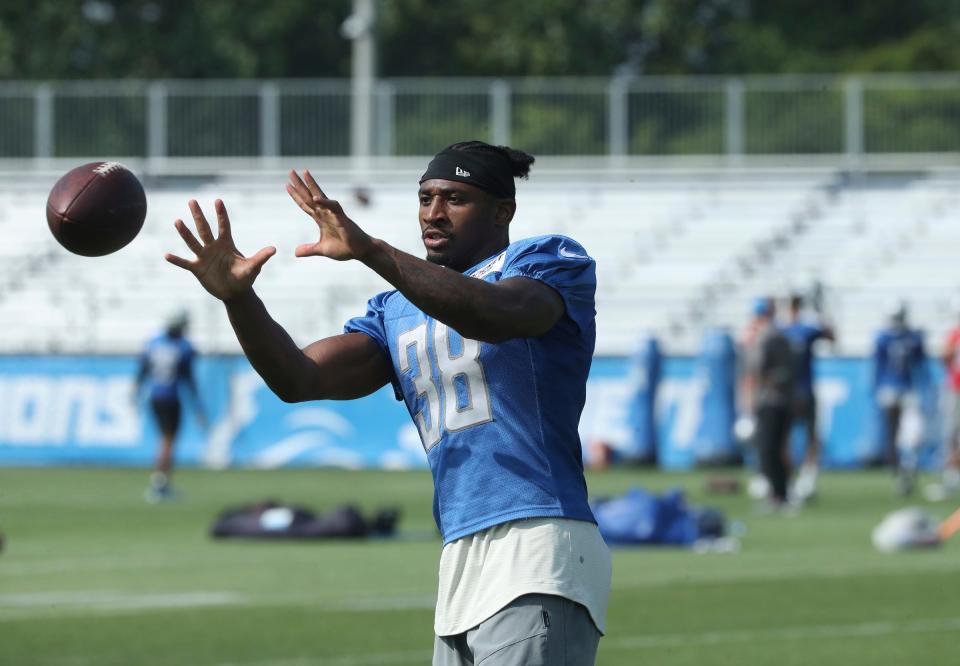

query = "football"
[[46, 161, 147, 257]]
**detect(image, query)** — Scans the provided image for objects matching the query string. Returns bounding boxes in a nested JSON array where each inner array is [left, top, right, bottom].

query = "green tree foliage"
[[864, 87, 960, 153], [1, 0, 959, 80], [380, 0, 960, 77], [378, 0, 641, 76], [720, 0, 960, 73], [629, 90, 725, 155], [0, 0, 351, 79]]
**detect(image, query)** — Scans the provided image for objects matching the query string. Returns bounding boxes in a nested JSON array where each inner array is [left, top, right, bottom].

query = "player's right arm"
[[818, 323, 836, 344], [133, 352, 149, 400], [224, 291, 391, 401], [165, 199, 392, 402]]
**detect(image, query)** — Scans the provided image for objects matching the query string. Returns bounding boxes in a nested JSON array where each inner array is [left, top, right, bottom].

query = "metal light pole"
[[342, 0, 377, 177]]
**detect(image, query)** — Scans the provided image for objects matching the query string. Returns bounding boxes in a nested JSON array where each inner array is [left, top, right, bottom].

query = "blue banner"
[[0, 354, 947, 470]]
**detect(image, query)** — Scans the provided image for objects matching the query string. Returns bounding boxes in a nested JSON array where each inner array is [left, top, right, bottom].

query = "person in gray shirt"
[[743, 298, 796, 508]]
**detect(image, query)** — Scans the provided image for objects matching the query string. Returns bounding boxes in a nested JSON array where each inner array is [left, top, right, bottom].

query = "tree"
[[0, 0, 352, 79], [1, 1, 959, 79]]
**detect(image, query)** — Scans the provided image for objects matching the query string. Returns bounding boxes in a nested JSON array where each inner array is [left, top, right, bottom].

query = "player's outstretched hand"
[[164, 199, 276, 301], [286, 170, 374, 261]]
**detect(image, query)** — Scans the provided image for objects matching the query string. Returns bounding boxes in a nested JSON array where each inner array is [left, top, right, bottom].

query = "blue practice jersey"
[[872, 328, 926, 390], [140, 334, 196, 402], [345, 235, 598, 543], [783, 322, 828, 394]]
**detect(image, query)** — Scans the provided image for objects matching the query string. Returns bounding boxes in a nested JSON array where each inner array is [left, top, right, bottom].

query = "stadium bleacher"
[[1, 169, 958, 356], [703, 174, 960, 353]]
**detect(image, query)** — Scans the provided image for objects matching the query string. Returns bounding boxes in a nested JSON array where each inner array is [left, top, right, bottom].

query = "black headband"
[[419, 148, 515, 199]]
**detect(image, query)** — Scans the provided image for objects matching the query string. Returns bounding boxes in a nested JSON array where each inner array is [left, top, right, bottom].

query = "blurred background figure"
[[871, 301, 928, 496], [737, 297, 774, 429], [783, 293, 836, 503], [741, 297, 796, 509], [932, 299, 960, 499], [737, 298, 770, 501], [135, 311, 206, 503]]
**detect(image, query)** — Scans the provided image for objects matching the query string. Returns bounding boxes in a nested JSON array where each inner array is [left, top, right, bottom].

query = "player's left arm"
[[286, 171, 564, 343]]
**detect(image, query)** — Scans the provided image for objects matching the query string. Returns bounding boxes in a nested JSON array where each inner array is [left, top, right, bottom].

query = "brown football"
[[46, 161, 147, 257]]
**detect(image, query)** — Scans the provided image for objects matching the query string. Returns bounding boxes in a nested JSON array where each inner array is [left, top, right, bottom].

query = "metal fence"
[[6, 74, 960, 162]]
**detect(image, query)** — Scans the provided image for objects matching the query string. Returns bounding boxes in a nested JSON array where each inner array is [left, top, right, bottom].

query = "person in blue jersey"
[[135, 311, 205, 503], [783, 293, 835, 502], [872, 302, 929, 495], [164, 141, 611, 665]]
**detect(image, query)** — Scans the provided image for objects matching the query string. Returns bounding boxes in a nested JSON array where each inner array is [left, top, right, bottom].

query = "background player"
[[738, 297, 773, 500], [135, 311, 205, 502], [783, 293, 835, 502], [742, 297, 796, 509], [164, 141, 611, 665], [934, 304, 960, 499], [872, 302, 929, 495]]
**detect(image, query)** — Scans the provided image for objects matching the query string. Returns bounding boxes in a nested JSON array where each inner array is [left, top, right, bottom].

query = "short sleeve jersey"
[[345, 235, 598, 544], [873, 328, 926, 390], [747, 326, 795, 407], [141, 334, 196, 402], [783, 322, 828, 394]]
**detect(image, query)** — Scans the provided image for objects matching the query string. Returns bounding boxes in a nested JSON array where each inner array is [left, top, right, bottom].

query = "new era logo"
[[456, 166, 471, 177]]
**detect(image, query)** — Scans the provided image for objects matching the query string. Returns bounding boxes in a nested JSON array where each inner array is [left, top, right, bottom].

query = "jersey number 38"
[[397, 322, 492, 451]]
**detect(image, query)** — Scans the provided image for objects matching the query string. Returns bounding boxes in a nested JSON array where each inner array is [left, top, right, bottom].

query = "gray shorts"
[[433, 594, 601, 666]]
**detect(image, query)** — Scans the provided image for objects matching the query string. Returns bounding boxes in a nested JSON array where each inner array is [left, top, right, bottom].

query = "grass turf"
[[0, 467, 957, 665]]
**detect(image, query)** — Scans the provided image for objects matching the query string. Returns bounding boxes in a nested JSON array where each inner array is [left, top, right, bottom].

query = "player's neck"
[[458, 238, 510, 272]]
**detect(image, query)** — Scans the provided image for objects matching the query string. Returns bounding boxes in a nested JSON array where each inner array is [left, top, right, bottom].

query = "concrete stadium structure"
[[1, 167, 958, 357]]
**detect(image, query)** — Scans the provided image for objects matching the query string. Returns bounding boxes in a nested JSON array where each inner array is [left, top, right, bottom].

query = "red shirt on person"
[[943, 328, 960, 392]]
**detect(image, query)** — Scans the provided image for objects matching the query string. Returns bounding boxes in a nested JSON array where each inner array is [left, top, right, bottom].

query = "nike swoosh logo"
[[559, 246, 588, 259]]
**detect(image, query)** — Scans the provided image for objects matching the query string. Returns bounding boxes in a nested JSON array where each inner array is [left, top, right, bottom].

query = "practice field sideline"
[[0, 468, 956, 665]]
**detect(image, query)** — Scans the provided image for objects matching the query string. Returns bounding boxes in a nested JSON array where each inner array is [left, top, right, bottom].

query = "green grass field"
[[1, 467, 957, 665]]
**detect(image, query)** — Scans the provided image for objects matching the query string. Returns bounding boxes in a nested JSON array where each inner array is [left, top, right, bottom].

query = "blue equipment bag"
[[592, 487, 723, 546]]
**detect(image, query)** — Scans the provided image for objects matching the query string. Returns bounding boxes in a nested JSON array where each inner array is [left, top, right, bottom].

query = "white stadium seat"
[[1, 172, 958, 356]]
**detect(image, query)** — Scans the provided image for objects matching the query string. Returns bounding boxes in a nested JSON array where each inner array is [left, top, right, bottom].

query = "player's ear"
[[494, 199, 516, 227]]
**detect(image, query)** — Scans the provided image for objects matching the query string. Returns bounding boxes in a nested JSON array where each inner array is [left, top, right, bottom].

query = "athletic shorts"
[[792, 391, 817, 429], [150, 397, 182, 437], [433, 594, 600, 666]]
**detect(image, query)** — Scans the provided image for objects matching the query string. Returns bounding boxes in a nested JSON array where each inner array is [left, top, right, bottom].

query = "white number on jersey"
[[148, 345, 181, 384], [398, 322, 492, 451], [397, 324, 442, 449]]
